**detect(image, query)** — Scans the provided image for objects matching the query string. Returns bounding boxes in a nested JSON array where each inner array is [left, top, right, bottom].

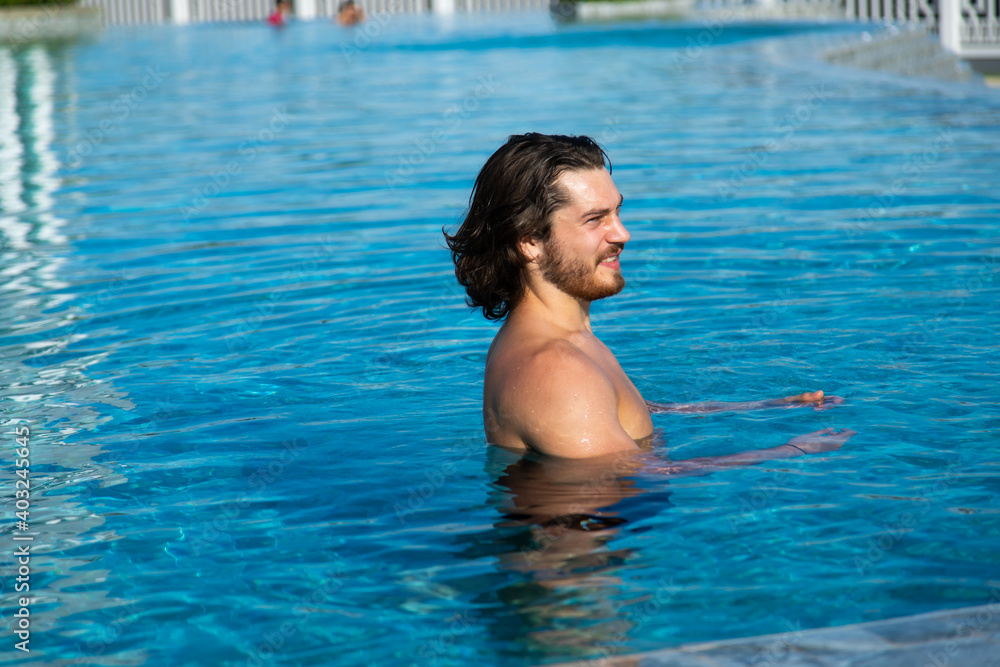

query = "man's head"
[[445, 133, 624, 321], [528, 166, 627, 303]]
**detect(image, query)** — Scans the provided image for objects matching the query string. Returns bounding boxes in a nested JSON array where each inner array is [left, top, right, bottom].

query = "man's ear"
[[519, 236, 542, 264]]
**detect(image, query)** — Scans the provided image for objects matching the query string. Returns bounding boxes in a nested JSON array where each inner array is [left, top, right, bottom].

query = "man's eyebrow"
[[579, 195, 624, 221]]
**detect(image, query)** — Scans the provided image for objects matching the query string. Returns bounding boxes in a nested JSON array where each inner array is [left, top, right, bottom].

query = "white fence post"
[[169, 0, 191, 24], [432, 0, 456, 14], [297, 0, 318, 19], [938, 0, 962, 54]]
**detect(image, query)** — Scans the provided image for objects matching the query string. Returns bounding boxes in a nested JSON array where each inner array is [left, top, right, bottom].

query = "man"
[[446, 133, 853, 461], [336, 0, 365, 26]]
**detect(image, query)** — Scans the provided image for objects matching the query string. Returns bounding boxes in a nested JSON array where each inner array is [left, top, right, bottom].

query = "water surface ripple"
[[1, 13, 999, 667]]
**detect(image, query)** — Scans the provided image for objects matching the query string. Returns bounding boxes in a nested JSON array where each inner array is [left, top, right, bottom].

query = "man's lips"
[[600, 251, 621, 269]]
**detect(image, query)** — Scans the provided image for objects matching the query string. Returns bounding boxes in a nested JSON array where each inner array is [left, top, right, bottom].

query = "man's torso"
[[483, 319, 653, 451]]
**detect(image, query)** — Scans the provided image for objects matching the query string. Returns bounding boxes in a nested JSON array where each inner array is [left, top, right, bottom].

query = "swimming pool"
[[1, 12, 999, 666]]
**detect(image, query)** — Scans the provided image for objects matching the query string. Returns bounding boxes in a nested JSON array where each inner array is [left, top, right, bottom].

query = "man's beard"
[[539, 238, 625, 302]]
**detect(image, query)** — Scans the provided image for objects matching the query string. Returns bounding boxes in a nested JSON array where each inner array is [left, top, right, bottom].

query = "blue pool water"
[[1, 12, 999, 666]]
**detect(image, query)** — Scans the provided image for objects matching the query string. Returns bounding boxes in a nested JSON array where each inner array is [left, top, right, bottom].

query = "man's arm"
[[640, 427, 857, 477], [514, 343, 640, 459], [647, 390, 843, 415]]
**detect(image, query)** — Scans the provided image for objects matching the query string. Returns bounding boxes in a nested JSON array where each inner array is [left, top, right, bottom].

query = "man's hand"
[[785, 427, 857, 454], [647, 390, 845, 415], [779, 390, 844, 412]]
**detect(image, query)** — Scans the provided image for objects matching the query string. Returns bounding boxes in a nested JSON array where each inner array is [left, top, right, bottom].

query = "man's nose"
[[607, 213, 630, 244]]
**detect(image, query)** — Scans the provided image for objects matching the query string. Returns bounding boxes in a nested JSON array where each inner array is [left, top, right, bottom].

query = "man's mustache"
[[600, 243, 626, 261]]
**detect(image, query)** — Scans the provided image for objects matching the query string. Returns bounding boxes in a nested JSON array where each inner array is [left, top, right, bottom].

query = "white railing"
[[845, 0, 938, 27], [845, 0, 999, 50], [700, 0, 997, 53], [336, 0, 427, 15], [319, 0, 427, 16], [79, 0, 549, 23], [457, 0, 548, 11], [80, 0, 168, 25], [66, 0, 1000, 56], [958, 0, 1000, 43], [78, 0, 554, 24], [79, 0, 430, 24], [189, 0, 270, 23]]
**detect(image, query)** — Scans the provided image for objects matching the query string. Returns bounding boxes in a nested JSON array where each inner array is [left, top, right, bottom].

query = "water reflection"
[[479, 441, 674, 661], [0, 44, 67, 257], [477, 425, 850, 661], [1, 43, 140, 666]]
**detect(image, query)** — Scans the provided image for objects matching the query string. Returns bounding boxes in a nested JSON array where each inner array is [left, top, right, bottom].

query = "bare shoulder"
[[487, 336, 602, 400], [523, 338, 604, 385], [488, 338, 638, 459]]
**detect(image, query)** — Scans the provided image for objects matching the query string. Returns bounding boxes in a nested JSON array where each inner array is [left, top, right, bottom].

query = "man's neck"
[[512, 282, 592, 334]]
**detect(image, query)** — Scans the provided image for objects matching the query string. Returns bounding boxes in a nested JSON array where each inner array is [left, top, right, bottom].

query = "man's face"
[[537, 168, 630, 302]]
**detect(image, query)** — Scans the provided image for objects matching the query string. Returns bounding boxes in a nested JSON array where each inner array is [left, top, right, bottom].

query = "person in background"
[[336, 0, 365, 25], [268, 0, 292, 26]]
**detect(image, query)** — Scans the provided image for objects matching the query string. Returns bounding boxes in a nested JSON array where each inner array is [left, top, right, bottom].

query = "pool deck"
[[550, 601, 1000, 666]]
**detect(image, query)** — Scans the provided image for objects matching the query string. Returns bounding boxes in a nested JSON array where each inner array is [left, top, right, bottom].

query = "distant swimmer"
[[267, 0, 292, 26], [445, 133, 855, 461], [336, 0, 365, 25]]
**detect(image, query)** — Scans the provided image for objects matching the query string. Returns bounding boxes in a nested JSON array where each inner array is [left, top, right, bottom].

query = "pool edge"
[[544, 600, 1000, 666]]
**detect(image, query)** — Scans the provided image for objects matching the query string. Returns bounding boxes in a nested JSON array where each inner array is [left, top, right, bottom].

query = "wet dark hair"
[[444, 133, 610, 321]]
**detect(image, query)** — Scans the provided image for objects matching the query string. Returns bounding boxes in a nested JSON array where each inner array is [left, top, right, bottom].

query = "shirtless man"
[[336, 0, 365, 26], [446, 133, 854, 461]]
